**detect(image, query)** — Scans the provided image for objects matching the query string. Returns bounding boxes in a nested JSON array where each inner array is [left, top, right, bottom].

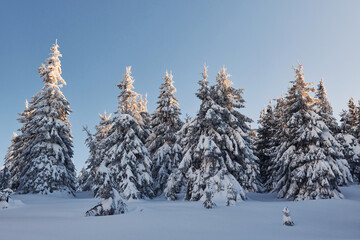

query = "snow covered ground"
[[1, 186, 359, 240]]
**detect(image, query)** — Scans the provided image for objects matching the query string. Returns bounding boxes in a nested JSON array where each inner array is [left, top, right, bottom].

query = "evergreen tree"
[[272, 64, 347, 200], [0, 166, 10, 190], [314, 78, 339, 134], [165, 66, 258, 207], [340, 98, 358, 135], [338, 98, 360, 182], [314, 79, 352, 185], [79, 112, 112, 191], [146, 71, 183, 196], [255, 102, 276, 187], [264, 96, 287, 191], [4, 101, 32, 190], [93, 66, 153, 201], [16, 40, 76, 195]]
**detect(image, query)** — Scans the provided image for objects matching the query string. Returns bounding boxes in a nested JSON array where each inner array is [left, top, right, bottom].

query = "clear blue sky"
[[1, 0, 360, 171]]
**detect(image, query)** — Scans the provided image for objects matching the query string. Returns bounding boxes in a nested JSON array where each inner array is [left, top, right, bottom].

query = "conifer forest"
[[1, 1, 359, 239]]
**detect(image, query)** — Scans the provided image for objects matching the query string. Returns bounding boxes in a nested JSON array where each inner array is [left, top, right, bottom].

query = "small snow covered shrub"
[[203, 182, 216, 209], [282, 207, 294, 226], [0, 188, 13, 209], [86, 189, 127, 217]]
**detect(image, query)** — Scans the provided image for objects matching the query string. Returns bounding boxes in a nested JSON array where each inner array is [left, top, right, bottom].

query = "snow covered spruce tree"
[[271, 63, 349, 200], [165, 65, 259, 207], [0, 166, 10, 190], [92, 66, 153, 203], [15, 40, 76, 195], [146, 71, 183, 196], [79, 112, 112, 191], [264, 96, 287, 191], [314, 78, 339, 134], [314, 78, 352, 185], [4, 101, 32, 191], [338, 98, 360, 182], [255, 102, 276, 187]]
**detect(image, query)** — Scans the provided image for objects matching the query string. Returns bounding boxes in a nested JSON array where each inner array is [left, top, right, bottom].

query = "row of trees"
[[1, 41, 359, 216]]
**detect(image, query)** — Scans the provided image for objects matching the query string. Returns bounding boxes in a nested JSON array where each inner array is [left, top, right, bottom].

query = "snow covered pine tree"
[[4, 101, 32, 191], [338, 97, 360, 182], [314, 78, 352, 186], [264, 96, 287, 191], [271, 63, 350, 200], [0, 166, 10, 190], [87, 66, 151, 216], [146, 71, 183, 196], [165, 65, 259, 207], [15, 40, 76, 195], [255, 102, 276, 188], [79, 112, 112, 191]]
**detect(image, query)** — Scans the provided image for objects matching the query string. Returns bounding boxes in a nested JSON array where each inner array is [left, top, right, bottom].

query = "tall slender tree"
[[314, 78, 339, 134], [338, 98, 360, 182], [264, 96, 287, 191], [146, 72, 183, 196], [93, 66, 153, 201], [79, 112, 112, 191], [4, 101, 32, 191], [314, 79, 352, 185], [16, 40, 76, 195], [255, 102, 276, 187]]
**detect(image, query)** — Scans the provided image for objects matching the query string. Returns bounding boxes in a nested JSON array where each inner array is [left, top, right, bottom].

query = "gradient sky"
[[1, 0, 360, 171]]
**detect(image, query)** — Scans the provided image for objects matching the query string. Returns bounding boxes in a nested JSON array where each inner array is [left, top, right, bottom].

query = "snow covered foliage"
[[0, 188, 13, 209], [165, 65, 259, 207], [203, 181, 216, 209], [314, 78, 339, 134], [282, 207, 294, 226], [339, 98, 360, 182], [146, 72, 183, 196], [264, 96, 287, 191], [313, 79, 352, 185], [255, 102, 276, 188], [15, 41, 76, 195], [117, 66, 148, 125], [86, 188, 127, 216], [4, 101, 32, 191], [92, 67, 153, 202], [0, 188, 13, 203], [270, 64, 349, 200], [79, 112, 112, 191], [340, 98, 359, 136], [0, 166, 10, 190]]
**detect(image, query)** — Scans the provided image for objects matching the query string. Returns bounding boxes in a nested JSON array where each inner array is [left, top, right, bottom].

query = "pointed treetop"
[[165, 71, 174, 84], [126, 66, 131, 75], [292, 62, 304, 81], [38, 40, 66, 86], [216, 66, 232, 89], [99, 111, 111, 121], [196, 64, 210, 101], [25, 99, 29, 110], [202, 64, 208, 81]]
